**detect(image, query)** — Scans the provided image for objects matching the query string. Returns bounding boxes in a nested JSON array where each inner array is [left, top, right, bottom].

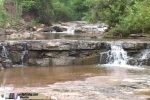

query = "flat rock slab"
[[0, 39, 149, 51]]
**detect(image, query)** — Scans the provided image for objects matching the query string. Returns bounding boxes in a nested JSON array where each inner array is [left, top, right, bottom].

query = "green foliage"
[[118, 0, 150, 35], [4, 0, 150, 37], [52, 1, 73, 21], [21, 0, 36, 11], [85, 0, 150, 36], [0, 0, 9, 27], [82, 0, 99, 22], [34, 0, 53, 25], [13, 0, 53, 25]]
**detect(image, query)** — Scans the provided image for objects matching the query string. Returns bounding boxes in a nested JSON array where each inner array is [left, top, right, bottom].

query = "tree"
[[0, 0, 9, 27], [13, 0, 53, 25], [34, 0, 53, 25], [84, 0, 150, 36]]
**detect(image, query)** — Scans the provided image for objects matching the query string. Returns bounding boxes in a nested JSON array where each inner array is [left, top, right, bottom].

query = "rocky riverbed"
[[0, 21, 108, 40]]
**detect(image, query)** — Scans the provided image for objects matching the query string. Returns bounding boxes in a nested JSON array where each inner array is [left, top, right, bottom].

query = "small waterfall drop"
[[99, 43, 146, 69], [1, 46, 9, 58], [65, 25, 75, 35], [20, 44, 28, 65], [108, 44, 128, 65], [100, 43, 129, 67]]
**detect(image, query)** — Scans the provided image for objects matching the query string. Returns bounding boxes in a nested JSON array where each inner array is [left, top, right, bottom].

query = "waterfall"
[[65, 25, 75, 35], [20, 50, 28, 65], [1, 43, 28, 66], [99, 43, 149, 68], [20, 44, 28, 65], [100, 43, 129, 66], [1, 46, 9, 58], [108, 44, 128, 65]]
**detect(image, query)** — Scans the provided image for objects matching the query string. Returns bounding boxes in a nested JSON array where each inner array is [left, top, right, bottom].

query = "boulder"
[[9, 51, 21, 64], [2, 59, 13, 68], [52, 26, 67, 32], [26, 25, 37, 31], [39, 27, 54, 32]]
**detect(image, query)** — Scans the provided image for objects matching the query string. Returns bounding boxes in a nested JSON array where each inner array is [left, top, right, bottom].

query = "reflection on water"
[[0, 65, 110, 87]]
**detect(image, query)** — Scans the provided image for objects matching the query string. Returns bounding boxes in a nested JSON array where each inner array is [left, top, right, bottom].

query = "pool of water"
[[0, 65, 150, 100], [0, 65, 110, 87]]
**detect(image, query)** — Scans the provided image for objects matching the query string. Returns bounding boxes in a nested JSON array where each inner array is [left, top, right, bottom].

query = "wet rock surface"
[[0, 40, 150, 67]]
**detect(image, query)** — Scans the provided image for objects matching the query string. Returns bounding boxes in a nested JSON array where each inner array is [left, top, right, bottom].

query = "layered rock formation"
[[0, 40, 149, 68]]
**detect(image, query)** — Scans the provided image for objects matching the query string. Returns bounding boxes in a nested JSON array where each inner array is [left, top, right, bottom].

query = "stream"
[[0, 65, 150, 100], [0, 39, 150, 99]]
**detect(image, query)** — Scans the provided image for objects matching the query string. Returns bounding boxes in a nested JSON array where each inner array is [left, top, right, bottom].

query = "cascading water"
[[108, 44, 128, 65], [65, 25, 76, 35], [1, 46, 9, 58], [138, 46, 150, 66], [99, 43, 150, 69], [100, 43, 129, 66], [0, 43, 28, 66], [20, 44, 28, 65]]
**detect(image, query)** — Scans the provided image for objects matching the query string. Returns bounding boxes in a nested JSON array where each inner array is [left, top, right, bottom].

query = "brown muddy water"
[[0, 65, 109, 87], [0, 65, 150, 100]]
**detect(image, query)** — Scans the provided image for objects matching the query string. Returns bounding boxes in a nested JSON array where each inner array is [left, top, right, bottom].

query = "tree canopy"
[[1, 0, 150, 36]]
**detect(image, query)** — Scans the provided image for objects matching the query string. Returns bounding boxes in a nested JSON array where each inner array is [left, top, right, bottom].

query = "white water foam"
[[99, 43, 145, 69], [52, 25, 76, 35], [1, 46, 9, 58], [82, 24, 108, 32]]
